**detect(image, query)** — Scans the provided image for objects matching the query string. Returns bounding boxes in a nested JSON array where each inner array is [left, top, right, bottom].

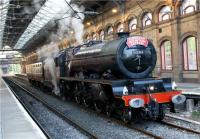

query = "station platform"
[[0, 78, 46, 139], [177, 83, 200, 94], [177, 83, 200, 100]]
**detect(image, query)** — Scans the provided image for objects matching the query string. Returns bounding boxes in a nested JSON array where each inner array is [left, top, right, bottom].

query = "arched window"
[[99, 30, 105, 40], [117, 23, 124, 32], [129, 18, 137, 31], [161, 40, 172, 70], [142, 12, 152, 27], [159, 6, 171, 22], [86, 35, 90, 42], [181, 0, 196, 15], [107, 26, 113, 35], [182, 36, 198, 70], [92, 33, 97, 40]]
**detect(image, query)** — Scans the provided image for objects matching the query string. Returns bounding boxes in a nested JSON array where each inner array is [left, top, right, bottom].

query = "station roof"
[[0, 0, 122, 54]]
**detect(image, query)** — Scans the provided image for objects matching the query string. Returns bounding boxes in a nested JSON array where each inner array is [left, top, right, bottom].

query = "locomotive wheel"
[[122, 109, 132, 124], [106, 105, 113, 117], [75, 96, 81, 104], [82, 98, 89, 108], [156, 105, 165, 121], [61, 95, 66, 101], [59, 82, 66, 96], [94, 102, 103, 113]]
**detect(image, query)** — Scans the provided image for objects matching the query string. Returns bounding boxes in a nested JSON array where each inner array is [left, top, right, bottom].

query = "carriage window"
[[181, 0, 196, 15], [183, 36, 198, 70], [159, 6, 171, 22], [161, 41, 172, 70], [117, 23, 124, 32], [129, 18, 137, 31], [142, 12, 152, 27]]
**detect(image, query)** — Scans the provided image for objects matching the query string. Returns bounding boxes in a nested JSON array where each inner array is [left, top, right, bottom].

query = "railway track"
[[11, 76, 162, 139], [160, 120, 200, 135], [4, 77, 98, 139], [4, 78, 51, 139], [165, 113, 200, 125], [162, 114, 200, 135], [11, 76, 200, 138]]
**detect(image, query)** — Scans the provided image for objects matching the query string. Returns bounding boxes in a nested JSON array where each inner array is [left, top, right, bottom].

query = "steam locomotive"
[[26, 32, 185, 123]]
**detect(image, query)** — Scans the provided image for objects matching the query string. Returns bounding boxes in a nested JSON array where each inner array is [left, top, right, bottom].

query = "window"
[[86, 35, 90, 42], [129, 18, 137, 31], [142, 12, 152, 27], [99, 30, 105, 40], [117, 23, 124, 32], [107, 26, 113, 35], [183, 36, 198, 70], [181, 0, 196, 15], [159, 6, 171, 22], [92, 33, 97, 40], [161, 40, 172, 70]]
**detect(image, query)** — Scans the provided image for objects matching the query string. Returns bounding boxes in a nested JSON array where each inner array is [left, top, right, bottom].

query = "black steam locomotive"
[[26, 33, 185, 123]]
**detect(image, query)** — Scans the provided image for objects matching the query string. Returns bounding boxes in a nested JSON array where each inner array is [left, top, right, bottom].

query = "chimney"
[[117, 32, 130, 38]]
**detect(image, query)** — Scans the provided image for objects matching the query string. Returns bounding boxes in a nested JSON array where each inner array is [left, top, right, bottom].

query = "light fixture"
[[112, 8, 117, 13], [70, 31, 74, 34], [86, 22, 91, 26], [149, 86, 154, 91]]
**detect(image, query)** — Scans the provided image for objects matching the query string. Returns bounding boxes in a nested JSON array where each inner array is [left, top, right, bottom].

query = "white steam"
[[44, 58, 59, 94], [36, 0, 85, 95], [33, 0, 42, 11], [53, 0, 85, 44], [37, 42, 60, 95]]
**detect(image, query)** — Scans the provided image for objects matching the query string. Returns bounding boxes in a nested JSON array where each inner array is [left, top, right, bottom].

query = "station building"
[[77, 0, 200, 83], [24, 0, 200, 83]]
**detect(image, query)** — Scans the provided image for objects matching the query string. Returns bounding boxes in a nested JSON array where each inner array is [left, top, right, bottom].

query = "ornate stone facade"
[[83, 0, 200, 83]]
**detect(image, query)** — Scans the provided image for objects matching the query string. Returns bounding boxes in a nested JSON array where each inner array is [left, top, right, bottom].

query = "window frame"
[[182, 36, 198, 71], [181, 0, 196, 15], [92, 33, 97, 40], [117, 23, 124, 33], [142, 12, 152, 27], [107, 26, 114, 35], [86, 35, 90, 42], [158, 6, 171, 22], [183, 5, 195, 14], [99, 30, 105, 40], [129, 18, 137, 31], [160, 40, 173, 71]]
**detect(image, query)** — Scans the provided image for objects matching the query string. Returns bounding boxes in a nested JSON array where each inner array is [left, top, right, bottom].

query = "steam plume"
[[36, 0, 85, 95]]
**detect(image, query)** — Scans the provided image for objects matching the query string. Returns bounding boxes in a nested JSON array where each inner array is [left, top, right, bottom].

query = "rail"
[[5, 77, 98, 139]]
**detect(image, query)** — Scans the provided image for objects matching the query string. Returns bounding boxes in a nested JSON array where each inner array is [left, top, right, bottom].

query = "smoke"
[[37, 42, 59, 59], [70, 4, 85, 44], [33, 0, 42, 11], [35, 0, 85, 95], [50, 0, 85, 44], [44, 58, 59, 95], [37, 42, 60, 95]]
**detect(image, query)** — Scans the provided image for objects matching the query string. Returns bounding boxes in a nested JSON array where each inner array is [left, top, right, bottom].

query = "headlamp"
[[172, 94, 186, 104], [149, 86, 154, 91], [129, 98, 144, 108]]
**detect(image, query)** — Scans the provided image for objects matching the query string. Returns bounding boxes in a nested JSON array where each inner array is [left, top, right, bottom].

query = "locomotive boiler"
[[26, 32, 186, 123], [68, 32, 156, 79]]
